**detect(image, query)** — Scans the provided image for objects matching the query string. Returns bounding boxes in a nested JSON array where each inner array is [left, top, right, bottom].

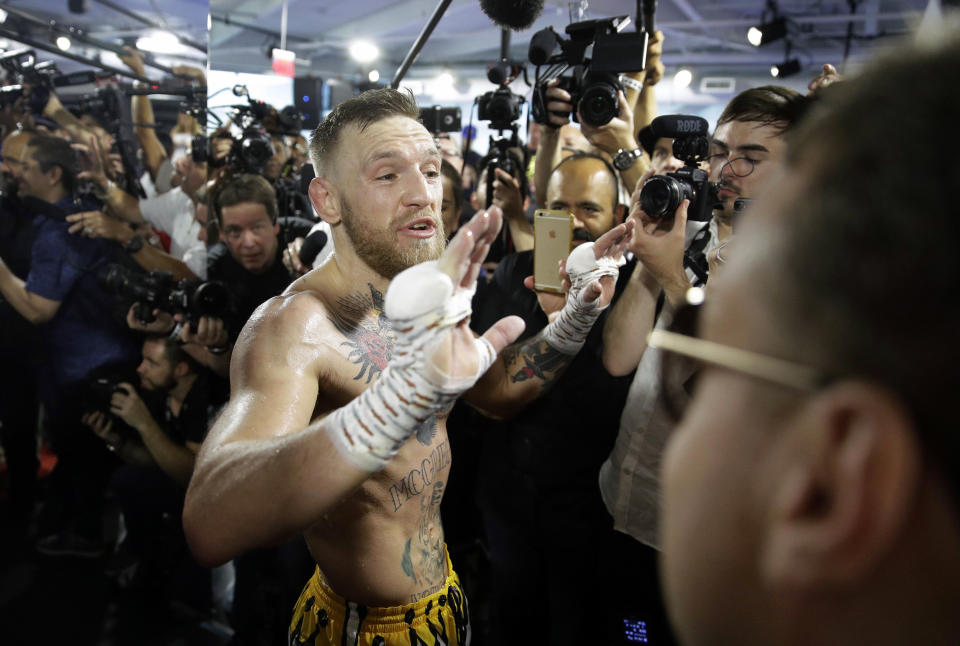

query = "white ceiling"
[[0, 0, 938, 88]]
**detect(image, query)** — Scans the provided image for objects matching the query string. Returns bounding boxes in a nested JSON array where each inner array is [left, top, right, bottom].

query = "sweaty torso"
[[286, 263, 453, 606]]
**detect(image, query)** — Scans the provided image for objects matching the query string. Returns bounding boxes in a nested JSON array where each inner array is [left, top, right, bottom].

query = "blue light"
[[302, 95, 310, 103], [624, 619, 649, 643]]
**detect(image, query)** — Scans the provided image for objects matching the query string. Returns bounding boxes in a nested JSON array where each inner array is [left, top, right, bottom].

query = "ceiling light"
[[436, 71, 454, 86], [349, 40, 379, 63], [770, 58, 801, 78], [368, 69, 380, 83], [747, 17, 787, 47], [56, 36, 72, 51], [673, 68, 692, 89], [137, 31, 186, 55]]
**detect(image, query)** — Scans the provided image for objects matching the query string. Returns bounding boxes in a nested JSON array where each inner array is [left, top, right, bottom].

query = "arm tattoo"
[[327, 283, 395, 383], [500, 336, 574, 392]]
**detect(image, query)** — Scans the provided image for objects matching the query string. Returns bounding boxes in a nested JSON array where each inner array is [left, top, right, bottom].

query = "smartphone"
[[533, 209, 574, 293]]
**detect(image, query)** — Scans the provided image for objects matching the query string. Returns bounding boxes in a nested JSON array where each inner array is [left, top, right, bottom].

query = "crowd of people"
[[1, 21, 958, 646]]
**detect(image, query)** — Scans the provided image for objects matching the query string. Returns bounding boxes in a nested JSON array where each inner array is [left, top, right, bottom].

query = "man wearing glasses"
[[596, 86, 807, 643], [652, 37, 960, 645]]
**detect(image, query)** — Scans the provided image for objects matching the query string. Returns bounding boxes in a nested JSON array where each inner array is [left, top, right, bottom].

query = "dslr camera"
[[529, 16, 647, 127], [103, 264, 232, 330], [639, 115, 720, 222]]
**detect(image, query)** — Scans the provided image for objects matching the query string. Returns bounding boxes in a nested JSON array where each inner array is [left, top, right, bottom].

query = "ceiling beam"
[[210, 0, 287, 47]]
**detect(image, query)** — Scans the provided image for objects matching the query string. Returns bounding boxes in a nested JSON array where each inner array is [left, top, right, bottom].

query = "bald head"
[[546, 153, 621, 243]]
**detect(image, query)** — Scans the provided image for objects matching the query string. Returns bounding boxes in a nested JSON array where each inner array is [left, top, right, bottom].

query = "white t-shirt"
[[139, 187, 206, 279]]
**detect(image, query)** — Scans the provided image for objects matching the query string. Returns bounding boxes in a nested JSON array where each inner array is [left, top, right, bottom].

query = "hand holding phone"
[[533, 209, 573, 294]]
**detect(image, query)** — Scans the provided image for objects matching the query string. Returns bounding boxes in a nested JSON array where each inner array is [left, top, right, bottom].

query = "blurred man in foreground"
[[654, 36, 960, 646]]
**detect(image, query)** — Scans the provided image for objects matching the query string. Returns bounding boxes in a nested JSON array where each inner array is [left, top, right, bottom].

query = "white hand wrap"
[[541, 241, 625, 355], [326, 262, 495, 472]]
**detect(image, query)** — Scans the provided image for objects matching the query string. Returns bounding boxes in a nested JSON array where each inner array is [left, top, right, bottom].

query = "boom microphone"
[[479, 0, 545, 31]]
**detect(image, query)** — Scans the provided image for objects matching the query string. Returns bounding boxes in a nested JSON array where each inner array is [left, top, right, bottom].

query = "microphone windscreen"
[[479, 0, 545, 31], [650, 115, 709, 138], [299, 230, 329, 266], [528, 27, 558, 65]]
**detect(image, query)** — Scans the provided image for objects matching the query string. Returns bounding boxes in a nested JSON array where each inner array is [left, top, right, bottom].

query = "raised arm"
[[183, 208, 524, 567], [120, 47, 167, 181], [602, 176, 691, 376], [466, 219, 633, 418]]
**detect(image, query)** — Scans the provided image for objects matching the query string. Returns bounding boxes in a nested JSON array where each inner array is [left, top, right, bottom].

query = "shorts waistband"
[[307, 546, 461, 631]]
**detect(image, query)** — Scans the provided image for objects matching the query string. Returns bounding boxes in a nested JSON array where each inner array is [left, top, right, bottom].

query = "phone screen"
[[533, 209, 574, 293]]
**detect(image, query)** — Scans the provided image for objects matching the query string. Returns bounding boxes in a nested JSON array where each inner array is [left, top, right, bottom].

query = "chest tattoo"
[[328, 283, 395, 383]]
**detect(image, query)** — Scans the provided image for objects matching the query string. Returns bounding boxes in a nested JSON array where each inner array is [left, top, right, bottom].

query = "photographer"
[[596, 85, 809, 643], [469, 147, 533, 266], [208, 173, 314, 336], [82, 334, 225, 591], [66, 127, 207, 281], [3, 133, 139, 555], [532, 31, 666, 208], [0, 129, 43, 533]]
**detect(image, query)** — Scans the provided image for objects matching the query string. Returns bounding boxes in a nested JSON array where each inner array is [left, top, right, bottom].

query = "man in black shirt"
[[207, 173, 314, 336], [468, 152, 634, 646], [82, 335, 225, 583]]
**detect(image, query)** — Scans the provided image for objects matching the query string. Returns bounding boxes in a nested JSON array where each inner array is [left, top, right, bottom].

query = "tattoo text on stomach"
[[388, 438, 451, 512]]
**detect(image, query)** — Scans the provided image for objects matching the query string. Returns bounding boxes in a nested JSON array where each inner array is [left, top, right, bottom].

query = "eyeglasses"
[[649, 303, 833, 421], [706, 153, 760, 178]]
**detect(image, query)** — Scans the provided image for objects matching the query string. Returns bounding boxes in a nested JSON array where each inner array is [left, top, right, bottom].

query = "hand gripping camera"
[[528, 16, 647, 128], [639, 115, 721, 222]]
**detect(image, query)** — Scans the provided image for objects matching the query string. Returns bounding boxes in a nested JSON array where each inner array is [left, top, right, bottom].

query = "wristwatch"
[[124, 234, 144, 253], [613, 147, 644, 171]]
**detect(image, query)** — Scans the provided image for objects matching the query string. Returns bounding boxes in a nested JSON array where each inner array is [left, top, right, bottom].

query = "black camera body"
[[529, 16, 646, 128], [103, 264, 232, 329], [639, 115, 720, 222], [419, 105, 462, 134], [477, 87, 524, 132]]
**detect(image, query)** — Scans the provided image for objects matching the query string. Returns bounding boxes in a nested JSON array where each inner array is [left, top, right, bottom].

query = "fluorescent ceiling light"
[[673, 68, 692, 89], [349, 40, 379, 63], [137, 31, 187, 55], [56, 36, 72, 51]]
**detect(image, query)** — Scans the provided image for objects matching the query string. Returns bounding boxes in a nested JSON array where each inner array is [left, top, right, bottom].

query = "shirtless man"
[[183, 88, 631, 644]]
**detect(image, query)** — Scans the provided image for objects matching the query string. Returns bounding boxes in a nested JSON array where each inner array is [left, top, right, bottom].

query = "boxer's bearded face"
[[336, 116, 446, 279], [340, 193, 445, 279]]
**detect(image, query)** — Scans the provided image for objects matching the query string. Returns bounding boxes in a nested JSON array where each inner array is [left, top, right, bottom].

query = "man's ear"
[[308, 176, 341, 225], [760, 382, 922, 590], [174, 360, 191, 380], [47, 164, 64, 189]]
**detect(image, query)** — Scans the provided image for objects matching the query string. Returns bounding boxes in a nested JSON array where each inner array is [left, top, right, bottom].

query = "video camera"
[[0, 48, 57, 114], [528, 16, 647, 127], [102, 264, 232, 330], [638, 115, 720, 222], [419, 105, 461, 134]]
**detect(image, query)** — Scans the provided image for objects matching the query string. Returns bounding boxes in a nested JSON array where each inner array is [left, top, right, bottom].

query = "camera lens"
[[640, 176, 687, 220], [578, 74, 620, 127]]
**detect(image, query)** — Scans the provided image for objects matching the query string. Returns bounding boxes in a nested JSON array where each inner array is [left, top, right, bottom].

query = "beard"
[[340, 195, 445, 279]]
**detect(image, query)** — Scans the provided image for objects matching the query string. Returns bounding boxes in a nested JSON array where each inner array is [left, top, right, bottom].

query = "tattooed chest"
[[328, 283, 396, 384]]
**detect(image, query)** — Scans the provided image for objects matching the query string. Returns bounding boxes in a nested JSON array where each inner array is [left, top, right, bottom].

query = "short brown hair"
[[211, 173, 278, 226], [308, 88, 419, 176], [716, 85, 808, 134], [761, 37, 960, 506]]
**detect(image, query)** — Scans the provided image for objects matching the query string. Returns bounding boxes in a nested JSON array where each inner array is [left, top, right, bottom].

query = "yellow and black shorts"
[[289, 550, 470, 646]]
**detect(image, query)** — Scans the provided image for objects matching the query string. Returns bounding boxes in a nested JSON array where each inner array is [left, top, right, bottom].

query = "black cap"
[[637, 124, 657, 156]]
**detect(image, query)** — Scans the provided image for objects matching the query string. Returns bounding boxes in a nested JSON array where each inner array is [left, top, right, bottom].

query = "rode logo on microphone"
[[676, 119, 701, 133]]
